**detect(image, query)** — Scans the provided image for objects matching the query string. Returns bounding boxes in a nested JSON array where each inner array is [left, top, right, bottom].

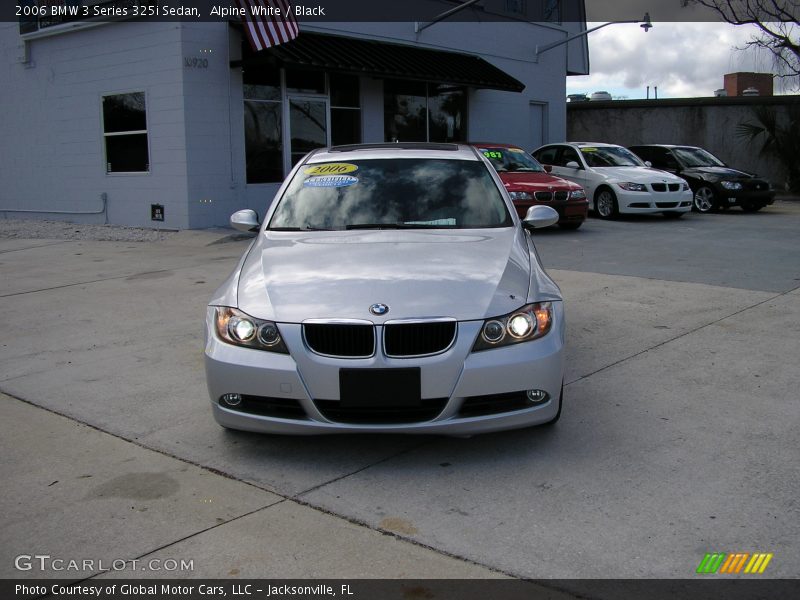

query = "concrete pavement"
[[1, 202, 798, 582]]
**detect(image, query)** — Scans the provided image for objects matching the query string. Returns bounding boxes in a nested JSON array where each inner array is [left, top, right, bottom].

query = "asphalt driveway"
[[1, 202, 798, 582]]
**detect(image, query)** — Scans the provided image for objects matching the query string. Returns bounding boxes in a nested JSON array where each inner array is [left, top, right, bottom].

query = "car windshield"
[[268, 158, 513, 230], [479, 147, 545, 173], [580, 146, 644, 167], [672, 147, 726, 168]]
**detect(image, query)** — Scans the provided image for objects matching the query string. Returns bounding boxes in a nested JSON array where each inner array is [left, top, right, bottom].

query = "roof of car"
[[568, 142, 622, 148], [469, 142, 523, 149], [629, 144, 701, 150], [307, 142, 480, 163]]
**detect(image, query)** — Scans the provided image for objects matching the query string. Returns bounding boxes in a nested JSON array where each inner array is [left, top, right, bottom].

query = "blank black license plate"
[[339, 368, 421, 408]]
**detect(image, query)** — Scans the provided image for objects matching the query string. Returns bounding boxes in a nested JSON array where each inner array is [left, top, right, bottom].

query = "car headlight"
[[569, 189, 587, 201], [214, 307, 289, 353], [509, 191, 534, 200], [473, 302, 553, 352], [721, 181, 743, 190], [682, 182, 690, 191], [617, 182, 647, 192]]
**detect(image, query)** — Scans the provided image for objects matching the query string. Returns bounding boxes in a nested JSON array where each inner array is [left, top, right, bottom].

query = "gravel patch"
[[0, 218, 177, 242]]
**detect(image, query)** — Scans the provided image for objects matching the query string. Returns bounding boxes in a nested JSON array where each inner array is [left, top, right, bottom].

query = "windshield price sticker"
[[581, 147, 598, 152], [483, 151, 503, 159], [304, 163, 358, 175], [303, 175, 359, 188]]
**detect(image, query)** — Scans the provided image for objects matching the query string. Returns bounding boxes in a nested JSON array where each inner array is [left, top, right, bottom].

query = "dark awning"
[[232, 32, 525, 93]]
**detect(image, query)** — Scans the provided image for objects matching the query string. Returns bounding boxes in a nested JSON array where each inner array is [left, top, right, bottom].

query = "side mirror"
[[522, 205, 559, 230], [644, 161, 653, 167], [230, 209, 260, 233], [543, 164, 553, 173], [565, 161, 581, 169]]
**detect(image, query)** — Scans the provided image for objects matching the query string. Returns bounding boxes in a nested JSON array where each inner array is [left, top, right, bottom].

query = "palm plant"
[[736, 104, 800, 192]]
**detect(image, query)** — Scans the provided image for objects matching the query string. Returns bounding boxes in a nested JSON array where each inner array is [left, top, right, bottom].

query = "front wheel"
[[693, 186, 716, 213], [595, 188, 618, 219]]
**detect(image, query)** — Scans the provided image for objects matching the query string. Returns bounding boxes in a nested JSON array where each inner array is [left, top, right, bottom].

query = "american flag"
[[235, 0, 299, 52]]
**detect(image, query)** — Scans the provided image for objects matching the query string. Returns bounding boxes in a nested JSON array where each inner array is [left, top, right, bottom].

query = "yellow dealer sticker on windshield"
[[304, 163, 358, 176], [580, 147, 598, 152]]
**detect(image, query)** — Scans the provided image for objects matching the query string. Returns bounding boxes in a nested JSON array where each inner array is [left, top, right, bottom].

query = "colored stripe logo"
[[697, 552, 773, 574]]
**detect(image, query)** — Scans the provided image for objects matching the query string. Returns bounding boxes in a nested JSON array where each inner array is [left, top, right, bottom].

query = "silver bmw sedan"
[[204, 143, 565, 435]]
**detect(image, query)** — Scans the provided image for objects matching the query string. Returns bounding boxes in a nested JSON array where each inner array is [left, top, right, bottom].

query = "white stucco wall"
[[1, 15, 587, 228], [0, 21, 191, 228]]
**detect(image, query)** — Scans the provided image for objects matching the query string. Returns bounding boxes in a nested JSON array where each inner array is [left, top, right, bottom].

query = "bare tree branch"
[[691, 1, 799, 90]]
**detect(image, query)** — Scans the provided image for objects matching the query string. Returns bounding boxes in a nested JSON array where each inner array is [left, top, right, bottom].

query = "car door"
[[533, 145, 560, 172], [661, 148, 698, 189], [649, 147, 680, 173], [537, 145, 579, 184], [558, 146, 592, 196]]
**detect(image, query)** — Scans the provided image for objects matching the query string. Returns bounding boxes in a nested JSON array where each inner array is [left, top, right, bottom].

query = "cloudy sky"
[[566, 21, 785, 99]]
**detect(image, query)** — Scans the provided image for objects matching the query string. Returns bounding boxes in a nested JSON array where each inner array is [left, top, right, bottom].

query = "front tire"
[[693, 185, 716, 213], [595, 188, 618, 219]]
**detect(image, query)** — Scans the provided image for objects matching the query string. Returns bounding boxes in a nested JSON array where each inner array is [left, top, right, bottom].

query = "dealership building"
[[0, 2, 588, 229]]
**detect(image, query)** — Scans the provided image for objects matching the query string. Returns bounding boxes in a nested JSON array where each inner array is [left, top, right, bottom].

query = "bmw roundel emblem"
[[369, 303, 389, 316]]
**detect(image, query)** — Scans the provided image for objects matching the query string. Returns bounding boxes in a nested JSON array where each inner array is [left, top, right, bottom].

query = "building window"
[[544, 0, 561, 23], [428, 85, 466, 143], [505, 0, 527, 16], [102, 92, 149, 173], [243, 65, 283, 184], [242, 67, 362, 183], [330, 73, 361, 146], [384, 81, 466, 143]]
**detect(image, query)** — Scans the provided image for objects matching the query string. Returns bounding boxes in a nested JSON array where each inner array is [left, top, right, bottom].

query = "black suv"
[[628, 145, 774, 213]]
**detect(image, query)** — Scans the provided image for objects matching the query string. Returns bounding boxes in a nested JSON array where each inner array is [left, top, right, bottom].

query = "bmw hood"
[[236, 228, 539, 323], [500, 172, 581, 192], [602, 167, 685, 183], [683, 166, 756, 180]]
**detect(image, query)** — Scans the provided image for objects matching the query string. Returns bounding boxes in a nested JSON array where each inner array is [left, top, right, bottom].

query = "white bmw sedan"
[[205, 143, 566, 435], [532, 142, 693, 219]]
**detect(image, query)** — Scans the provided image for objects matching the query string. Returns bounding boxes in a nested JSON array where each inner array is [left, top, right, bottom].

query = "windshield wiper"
[[345, 223, 453, 230], [269, 226, 335, 231], [345, 223, 410, 230]]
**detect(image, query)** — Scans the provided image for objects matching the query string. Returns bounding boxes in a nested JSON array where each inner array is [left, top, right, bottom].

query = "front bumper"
[[514, 200, 588, 225], [616, 189, 693, 214], [713, 186, 776, 207], [204, 304, 565, 435]]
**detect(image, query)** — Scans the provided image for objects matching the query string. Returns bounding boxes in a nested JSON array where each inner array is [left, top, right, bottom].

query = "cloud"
[[567, 22, 781, 98]]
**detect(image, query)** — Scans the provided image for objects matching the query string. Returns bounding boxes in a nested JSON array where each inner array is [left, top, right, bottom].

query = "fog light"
[[221, 393, 242, 407], [526, 389, 549, 405]]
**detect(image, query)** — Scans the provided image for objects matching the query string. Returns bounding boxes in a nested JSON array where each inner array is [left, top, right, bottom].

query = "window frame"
[[101, 90, 151, 176], [243, 68, 363, 185], [383, 80, 468, 144]]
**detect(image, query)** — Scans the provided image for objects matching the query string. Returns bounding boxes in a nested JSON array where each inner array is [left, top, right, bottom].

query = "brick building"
[[724, 72, 774, 97]]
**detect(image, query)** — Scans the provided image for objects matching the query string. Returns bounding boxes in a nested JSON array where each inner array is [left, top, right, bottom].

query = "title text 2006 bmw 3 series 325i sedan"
[[204, 143, 566, 435]]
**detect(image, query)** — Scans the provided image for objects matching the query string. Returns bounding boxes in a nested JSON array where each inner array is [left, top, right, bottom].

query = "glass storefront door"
[[288, 96, 329, 169]]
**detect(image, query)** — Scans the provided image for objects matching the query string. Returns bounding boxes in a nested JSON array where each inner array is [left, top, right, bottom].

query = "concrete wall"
[[0, 21, 191, 229], [567, 96, 800, 190]]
